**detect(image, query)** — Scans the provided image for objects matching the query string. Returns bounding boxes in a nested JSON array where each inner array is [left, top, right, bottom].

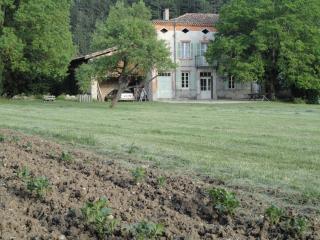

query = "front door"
[[199, 72, 212, 99], [157, 73, 172, 99]]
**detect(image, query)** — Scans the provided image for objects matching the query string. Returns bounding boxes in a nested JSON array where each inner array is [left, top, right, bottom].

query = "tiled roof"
[[153, 13, 219, 25]]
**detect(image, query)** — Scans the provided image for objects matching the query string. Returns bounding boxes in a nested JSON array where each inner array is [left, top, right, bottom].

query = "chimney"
[[163, 8, 170, 21]]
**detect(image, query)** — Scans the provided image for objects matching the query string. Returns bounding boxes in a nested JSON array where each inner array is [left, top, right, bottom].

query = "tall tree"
[[77, 0, 174, 107], [0, 0, 75, 95], [70, 0, 229, 55], [206, 0, 320, 100], [210, 0, 230, 13], [70, 0, 115, 55]]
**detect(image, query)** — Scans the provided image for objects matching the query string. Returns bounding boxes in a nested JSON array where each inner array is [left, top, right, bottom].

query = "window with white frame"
[[200, 72, 212, 91], [228, 76, 235, 89], [181, 72, 189, 89], [181, 42, 191, 59]]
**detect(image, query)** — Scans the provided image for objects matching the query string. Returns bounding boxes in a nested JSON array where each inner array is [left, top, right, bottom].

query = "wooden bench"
[[43, 95, 56, 101]]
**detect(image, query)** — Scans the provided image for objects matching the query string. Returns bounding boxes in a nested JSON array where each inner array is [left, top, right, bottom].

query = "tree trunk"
[[266, 75, 276, 100], [110, 76, 129, 108], [266, 47, 277, 100]]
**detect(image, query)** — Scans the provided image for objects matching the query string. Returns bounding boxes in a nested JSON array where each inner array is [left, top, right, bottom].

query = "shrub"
[[60, 151, 73, 163], [264, 204, 309, 237], [56, 94, 66, 100], [17, 166, 50, 199], [128, 220, 164, 240], [26, 176, 50, 199], [17, 166, 31, 180], [285, 216, 309, 237], [156, 176, 166, 187], [76, 64, 94, 94], [23, 141, 33, 152], [127, 143, 139, 154], [132, 167, 146, 184], [306, 89, 319, 104], [81, 197, 118, 239], [265, 205, 284, 225], [292, 97, 306, 104], [208, 188, 239, 215]]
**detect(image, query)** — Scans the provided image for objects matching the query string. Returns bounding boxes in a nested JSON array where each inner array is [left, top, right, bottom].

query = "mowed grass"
[[0, 99, 319, 206]]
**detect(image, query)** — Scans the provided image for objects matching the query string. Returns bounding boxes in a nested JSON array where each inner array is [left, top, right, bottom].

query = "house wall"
[[91, 79, 118, 101], [216, 78, 252, 99], [99, 80, 118, 100], [151, 24, 218, 100], [151, 21, 254, 101], [91, 80, 98, 101]]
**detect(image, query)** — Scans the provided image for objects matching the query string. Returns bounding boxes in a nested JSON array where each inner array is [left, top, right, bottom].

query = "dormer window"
[[202, 29, 209, 34], [182, 28, 189, 34], [160, 28, 168, 33]]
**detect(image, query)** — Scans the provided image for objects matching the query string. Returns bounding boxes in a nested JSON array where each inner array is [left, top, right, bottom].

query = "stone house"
[[149, 9, 255, 101]]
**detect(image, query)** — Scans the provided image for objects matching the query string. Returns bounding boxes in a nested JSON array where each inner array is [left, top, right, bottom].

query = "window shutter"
[[177, 42, 181, 59]]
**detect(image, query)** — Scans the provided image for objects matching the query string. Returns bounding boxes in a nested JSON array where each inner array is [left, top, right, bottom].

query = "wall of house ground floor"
[[91, 79, 119, 101], [150, 67, 253, 101], [90, 71, 255, 101], [216, 79, 252, 100]]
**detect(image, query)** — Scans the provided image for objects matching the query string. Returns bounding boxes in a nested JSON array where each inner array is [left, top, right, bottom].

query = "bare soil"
[[0, 129, 319, 240]]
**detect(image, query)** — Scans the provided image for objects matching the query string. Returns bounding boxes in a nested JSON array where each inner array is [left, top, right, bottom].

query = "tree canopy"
[[0, 0, 75, 95], [77, 0, 174, 107], [206, 0, 320, 100], [71, 0, 230, 55]]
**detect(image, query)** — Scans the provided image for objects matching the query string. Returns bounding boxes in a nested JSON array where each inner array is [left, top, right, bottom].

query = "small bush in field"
[[17, 166, 50, 199], [56, 94, 66, 100], [264, 204, 309, 237], [292, 98, 306, 104], [127, 143, 139, 154], [156, 176, 166, 187], [26, 176, 50, 199], [23, 141, 33, 152], [17, 166, 31, 180], [0, 134, 5, 142], [208, 188, 239, 215], [60, 151, 73, 163], [132, 167, 146, 184], [81, 197, 118, 239], [128, 220, 164, 240], [265, 205, 284, 225], [285, 216, 309, 237]]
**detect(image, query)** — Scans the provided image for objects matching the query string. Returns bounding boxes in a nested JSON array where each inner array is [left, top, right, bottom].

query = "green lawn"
[[0, 99, 319, 207]]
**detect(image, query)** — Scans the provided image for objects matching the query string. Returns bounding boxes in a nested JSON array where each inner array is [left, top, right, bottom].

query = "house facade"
[[149, 10, 253, 101]]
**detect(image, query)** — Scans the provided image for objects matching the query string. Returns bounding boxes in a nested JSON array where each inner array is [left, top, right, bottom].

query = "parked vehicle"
[[105, 89, 135, 102]]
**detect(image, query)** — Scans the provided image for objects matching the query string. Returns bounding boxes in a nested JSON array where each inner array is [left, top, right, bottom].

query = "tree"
[[70, 0, 230, 55], [206, 0, 320, 100], [78, 0, 174, 107], [0, 0, 75, 96], [210, 0, 230, 13]]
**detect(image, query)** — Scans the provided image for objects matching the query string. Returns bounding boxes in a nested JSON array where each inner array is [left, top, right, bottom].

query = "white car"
[[120, 92, 135, 101], [106, 90, 135, 102]]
